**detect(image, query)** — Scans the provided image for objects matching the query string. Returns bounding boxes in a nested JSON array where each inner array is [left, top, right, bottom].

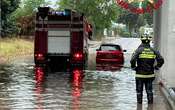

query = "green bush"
[[118, 30, 130, 37]]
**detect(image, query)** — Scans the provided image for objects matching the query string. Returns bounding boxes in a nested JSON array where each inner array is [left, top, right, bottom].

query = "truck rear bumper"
[[35, 54, 86, 71]]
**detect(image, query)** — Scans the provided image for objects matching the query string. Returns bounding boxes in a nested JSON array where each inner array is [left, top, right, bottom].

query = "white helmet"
[[141, 29, 152, 39], [140, 31, 152, 43]]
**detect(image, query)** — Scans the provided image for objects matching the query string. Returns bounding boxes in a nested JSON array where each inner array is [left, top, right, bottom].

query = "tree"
[[58, 0, 120, 36], [143, 13, 153, 26], [1, 0, 20, 37], [116, 9, 152, 37], [135, 15, 146, 33], [11, 0, 47, 36], [117, 10, 139, 37]]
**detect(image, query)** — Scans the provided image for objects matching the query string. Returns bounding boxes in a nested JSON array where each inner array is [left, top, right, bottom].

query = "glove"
[[131, 67, 137, 71]]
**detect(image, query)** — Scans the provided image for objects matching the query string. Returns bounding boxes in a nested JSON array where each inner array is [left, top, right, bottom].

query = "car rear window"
[[100, 45, 121, 51]]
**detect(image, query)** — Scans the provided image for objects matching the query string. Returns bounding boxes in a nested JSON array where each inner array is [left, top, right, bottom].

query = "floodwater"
[[0, 38, 172, 110], [0, 57, 171, 110]]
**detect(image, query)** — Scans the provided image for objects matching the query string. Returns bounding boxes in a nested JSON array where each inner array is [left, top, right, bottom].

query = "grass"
[[0, 38, 33, 63]]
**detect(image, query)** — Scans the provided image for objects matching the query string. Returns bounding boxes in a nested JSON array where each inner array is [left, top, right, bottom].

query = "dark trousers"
[[136, 78, 154, 104]]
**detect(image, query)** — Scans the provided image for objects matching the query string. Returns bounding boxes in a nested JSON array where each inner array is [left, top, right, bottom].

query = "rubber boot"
[[147, 92, 153, 104], [137, 93, 143, 104]]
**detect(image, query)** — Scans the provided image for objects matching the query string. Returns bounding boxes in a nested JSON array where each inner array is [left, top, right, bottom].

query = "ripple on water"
[[0, 61, 170, 110]]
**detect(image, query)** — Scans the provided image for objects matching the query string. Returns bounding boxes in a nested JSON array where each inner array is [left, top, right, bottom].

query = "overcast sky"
[[46, 0, 59, 8]]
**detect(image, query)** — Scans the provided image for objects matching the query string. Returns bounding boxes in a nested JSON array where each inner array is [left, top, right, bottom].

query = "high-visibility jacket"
[[130, 43, 164, 79]]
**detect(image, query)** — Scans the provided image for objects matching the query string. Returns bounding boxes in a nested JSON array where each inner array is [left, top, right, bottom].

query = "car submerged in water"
[[96, 43, 126, 71]]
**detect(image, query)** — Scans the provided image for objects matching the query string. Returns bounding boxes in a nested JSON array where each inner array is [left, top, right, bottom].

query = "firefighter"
[[88, 24, 93, 40], [130, 33, 164, 104]]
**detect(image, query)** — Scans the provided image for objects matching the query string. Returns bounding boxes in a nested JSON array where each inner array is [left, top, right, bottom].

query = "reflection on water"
[[0, 62, 171, 110], [35, 66, 45, 84], [34, 66, 45, 110], [34, 66, 85, 110], [96, 64, 123, 72], [70, 69, 84, 110]]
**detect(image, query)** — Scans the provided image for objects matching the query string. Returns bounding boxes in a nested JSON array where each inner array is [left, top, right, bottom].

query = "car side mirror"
[[96, 49, 100, 51], [123, 50, 127, 52]]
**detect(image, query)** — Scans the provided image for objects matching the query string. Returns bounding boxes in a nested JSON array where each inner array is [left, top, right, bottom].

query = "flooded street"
[[1, 0, 175, 109], [0, 57, 171, 110], [0, 38, 172, 110]]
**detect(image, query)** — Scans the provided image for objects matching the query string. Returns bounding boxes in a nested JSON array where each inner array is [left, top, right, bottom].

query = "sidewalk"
[[159, 80, 175, 110]]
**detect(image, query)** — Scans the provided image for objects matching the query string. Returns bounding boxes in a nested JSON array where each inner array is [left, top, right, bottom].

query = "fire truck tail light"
[[73, 53, 83, 60], [35, 53, 45, 60]]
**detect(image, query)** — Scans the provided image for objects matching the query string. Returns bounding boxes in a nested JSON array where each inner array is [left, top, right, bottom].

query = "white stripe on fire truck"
[[48, 30, 70, 36]]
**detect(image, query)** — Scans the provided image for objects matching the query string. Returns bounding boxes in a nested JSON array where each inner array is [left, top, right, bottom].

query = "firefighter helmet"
[[140, 32, 152, 43]]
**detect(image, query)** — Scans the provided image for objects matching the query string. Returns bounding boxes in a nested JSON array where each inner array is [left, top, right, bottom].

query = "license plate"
[[105, 54, 112, 58]]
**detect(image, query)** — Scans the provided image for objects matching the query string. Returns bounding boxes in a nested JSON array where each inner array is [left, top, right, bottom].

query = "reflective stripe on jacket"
[[136, 74, 155, 78], [139, 48, 156, 59]]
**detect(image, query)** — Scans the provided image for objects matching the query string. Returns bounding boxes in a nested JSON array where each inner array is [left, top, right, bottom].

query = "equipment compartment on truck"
[[34, 7, 92, 71]]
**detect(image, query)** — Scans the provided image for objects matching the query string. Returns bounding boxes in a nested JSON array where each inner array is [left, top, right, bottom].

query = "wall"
[[154, 0, 175, 87]]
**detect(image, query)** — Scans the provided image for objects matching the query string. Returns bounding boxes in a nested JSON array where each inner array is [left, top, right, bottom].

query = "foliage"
[[116, 8, 152, 37], [58, 0, 120, 36], [135, 15, 147, 33], [13, 0, 47, 18], [1, 0, 20, 37], [137, 15, 146, 28], [117, 29, 130, 37], [143, 13, 153, 25], [1, 0, 153, 38], [117, 9, 139, 37], [11, 0, 47, 36]]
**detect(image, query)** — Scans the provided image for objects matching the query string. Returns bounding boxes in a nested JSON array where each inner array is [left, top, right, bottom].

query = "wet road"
[[0, 58, 171, 110], [0, 38, 172, 110]]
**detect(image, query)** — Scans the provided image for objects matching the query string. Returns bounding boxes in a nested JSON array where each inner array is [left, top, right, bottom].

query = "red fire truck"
[[34, 7, 92, 71]]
